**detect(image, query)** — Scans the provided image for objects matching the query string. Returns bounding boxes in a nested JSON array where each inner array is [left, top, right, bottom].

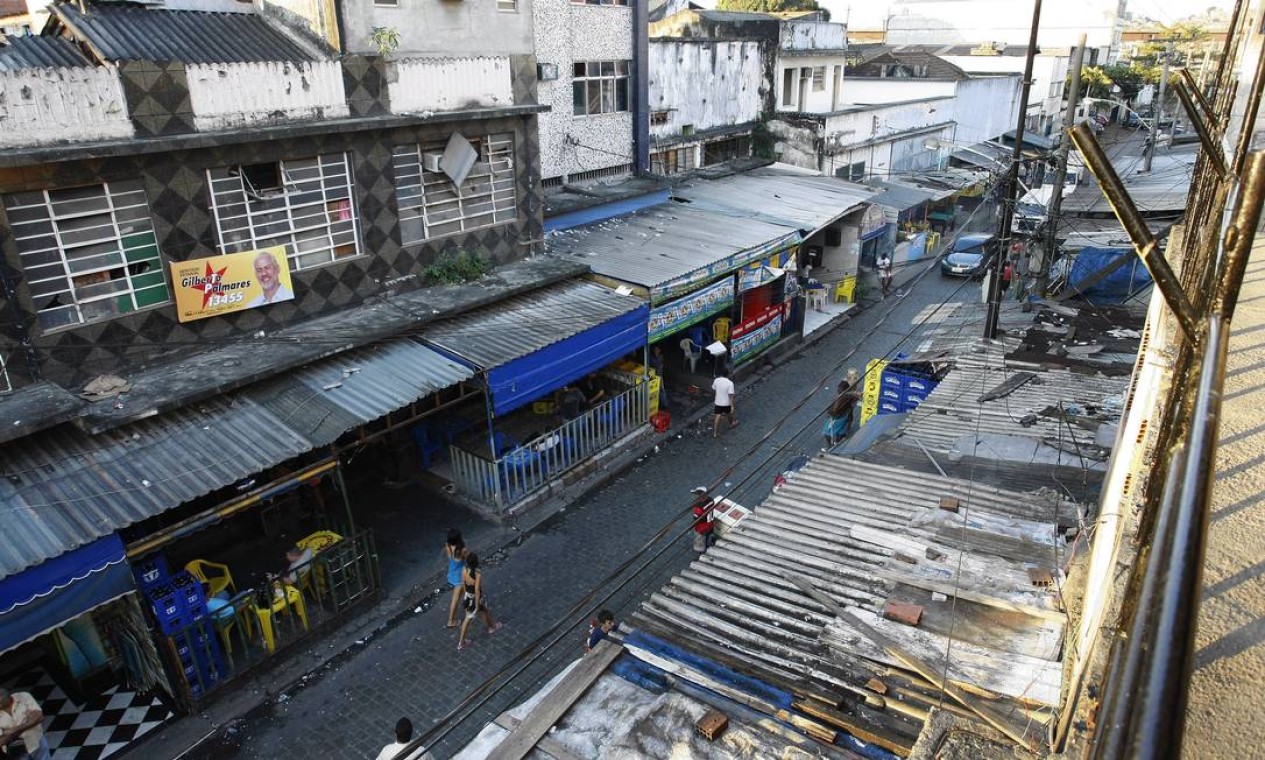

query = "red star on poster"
[[190, 261, 228, 308]]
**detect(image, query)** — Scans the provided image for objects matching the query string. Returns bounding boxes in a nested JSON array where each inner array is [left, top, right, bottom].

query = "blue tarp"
[[487, 304, 650, 415], [544, 190, 670, 232], [1069, 246, 1153, 303], [0, 534, 134, 654]]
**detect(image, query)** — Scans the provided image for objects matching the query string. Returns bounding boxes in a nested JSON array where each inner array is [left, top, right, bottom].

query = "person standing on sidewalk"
[[457, 553, 503, 651], [711, 369, 737, 439], [877, 254, 893, 298], [443, 529, 468, 629], [375, 717, 413, 760]]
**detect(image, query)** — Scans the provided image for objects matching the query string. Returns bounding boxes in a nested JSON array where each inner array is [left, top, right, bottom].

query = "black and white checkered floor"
[[4, 670, 172, 759]]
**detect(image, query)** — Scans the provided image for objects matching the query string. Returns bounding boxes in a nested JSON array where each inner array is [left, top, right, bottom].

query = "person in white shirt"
[[375, 717, 413, 760], [0, 688, 48, 760], [711, 369, 737, 439], [283, 545, 314, 586], [247, 250, 294, 307]]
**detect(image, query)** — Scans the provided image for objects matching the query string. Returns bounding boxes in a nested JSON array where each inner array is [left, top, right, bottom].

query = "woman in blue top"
[[444, 529, 468, 628]]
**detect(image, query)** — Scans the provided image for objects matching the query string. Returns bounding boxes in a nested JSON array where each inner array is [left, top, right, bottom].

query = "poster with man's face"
[[170, 246, 295, 323]]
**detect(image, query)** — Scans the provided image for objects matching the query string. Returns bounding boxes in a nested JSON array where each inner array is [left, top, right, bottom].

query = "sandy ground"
[[1184, 236, 1265, 756]]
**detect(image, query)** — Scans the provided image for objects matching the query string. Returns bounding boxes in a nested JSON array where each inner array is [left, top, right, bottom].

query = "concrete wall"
[[535, 0, 634, 180], [840, 78, 956, 105], [775, 52, 849, 113], [770, 97, 952, 178], [0, 66, 133, 148], [186, 60, 348, 131], [885, 0, 1121, 52], [778, 20, 846, 51], [949, 74, 1021, 143], [648, 39, 765, 142], [343, 0, 533, 57], [260, 0, 340, 51], [941, 54, 1068, 135], [388, 56, 515, 113]]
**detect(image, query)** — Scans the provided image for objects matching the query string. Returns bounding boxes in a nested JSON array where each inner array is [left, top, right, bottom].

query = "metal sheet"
[[867, 181, 936, 211], [0, 340, 474, 579], [422, 279, 645, 371], [53, 3, 315, 64], [671, 168, 878, 235], [0, 35, 92, 70]]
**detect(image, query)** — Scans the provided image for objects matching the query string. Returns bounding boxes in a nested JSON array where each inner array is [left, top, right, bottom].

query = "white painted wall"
[[0, 66, 132, 148], [648, 39, 765, 141], [840, 78, 956, 105], [942, 54, 1068, 135], [187, 60, 348, 131], [388, 56, 514, 114], [778, 20, 846, 52], [342, 0, 533, 56], [949, 74, 1021, 144], [535, 0, 634, 180], [776, 53, 850, 113], [770, 97, 952, 178], [885, 0, 1122, 53]]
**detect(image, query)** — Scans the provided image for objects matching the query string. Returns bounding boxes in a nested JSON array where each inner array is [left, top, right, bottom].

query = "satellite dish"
[[440, 132, 479, 188]]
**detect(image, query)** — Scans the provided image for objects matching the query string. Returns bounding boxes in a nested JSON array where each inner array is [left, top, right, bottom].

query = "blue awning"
[[0, 535, 134, 654], [423, 280, 650, 416]]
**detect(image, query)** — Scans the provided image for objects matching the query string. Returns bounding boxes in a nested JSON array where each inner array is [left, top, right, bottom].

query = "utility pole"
[[1038, 34, 1087, 297], [985, 0, 1042, 340], [1142, 42, 1172, 174]]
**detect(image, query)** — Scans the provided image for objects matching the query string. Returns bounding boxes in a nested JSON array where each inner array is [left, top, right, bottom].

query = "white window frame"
[[4, 180, 170, 332], [572, 60, 631, 116], [497, 0, 517, 10], [207, 153, 362, 272], [811, 66, 827, 92], [392, 133, 517, 244]]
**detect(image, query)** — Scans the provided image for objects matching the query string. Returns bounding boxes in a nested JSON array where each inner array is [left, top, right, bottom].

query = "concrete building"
[[533, 0, 648, 184], [882, 0, 1125, 64]]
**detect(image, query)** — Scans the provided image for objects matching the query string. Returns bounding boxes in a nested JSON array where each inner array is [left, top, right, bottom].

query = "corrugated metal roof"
[[51, 2, 317, 64], [546, 203, 798, 290], [631, 455, 1077, 748], [867, 180, 936, 211], [0, 340, 470, 579], [671, 169, 878, 234], [422, 279, 642, 370], [0, 35, 93, 70]]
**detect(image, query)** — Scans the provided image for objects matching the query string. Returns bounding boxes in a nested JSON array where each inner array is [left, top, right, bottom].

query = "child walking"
[[457, 553, 503, 650], [444, 529, 468, 628]]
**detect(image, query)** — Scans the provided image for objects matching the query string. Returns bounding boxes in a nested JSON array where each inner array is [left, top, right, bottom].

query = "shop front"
[[419, 279, 651, 511], [0, 536, 176, 758]]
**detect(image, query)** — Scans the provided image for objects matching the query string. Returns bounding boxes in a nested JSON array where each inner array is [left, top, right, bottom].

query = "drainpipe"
[[632, 0, 650, 175]]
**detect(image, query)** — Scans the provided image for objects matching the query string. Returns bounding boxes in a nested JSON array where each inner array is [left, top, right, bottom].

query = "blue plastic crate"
[[905, 376, 936, 393], [169, 571, 208, 619], [878, 400, 901, 415], [880, 370, 906, 389], [146, 583, 195, 635], [133, 554, 170, 589], [880, 386, 902, 401]]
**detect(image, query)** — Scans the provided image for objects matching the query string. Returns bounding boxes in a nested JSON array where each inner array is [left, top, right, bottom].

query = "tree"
[[1078, 66, 1113, 99], [715, 0, 829, 20], [1101, 63, 1160, 101]]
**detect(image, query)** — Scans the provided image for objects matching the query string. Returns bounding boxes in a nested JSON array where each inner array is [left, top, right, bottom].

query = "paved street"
[[178, 260, 975, 759]]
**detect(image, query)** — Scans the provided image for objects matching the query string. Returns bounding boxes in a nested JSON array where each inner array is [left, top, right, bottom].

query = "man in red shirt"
[[690, 486, 715, 552]]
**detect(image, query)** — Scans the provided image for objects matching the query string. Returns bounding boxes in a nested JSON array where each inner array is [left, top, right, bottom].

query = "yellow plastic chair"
[[834, 277, 857, 304], [185, 559, 236, 599], [712, 317, 731, 344], [297, 531, 343, 598], [253, 584, 309, 654]]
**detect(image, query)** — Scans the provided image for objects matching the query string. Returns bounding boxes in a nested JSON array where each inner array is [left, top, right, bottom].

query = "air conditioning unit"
[[423, 152, 444, 173]]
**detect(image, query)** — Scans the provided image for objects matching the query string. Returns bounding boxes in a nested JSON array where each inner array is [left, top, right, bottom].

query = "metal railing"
[[450, 382, 650, 509], [158, 530, 380, 710]]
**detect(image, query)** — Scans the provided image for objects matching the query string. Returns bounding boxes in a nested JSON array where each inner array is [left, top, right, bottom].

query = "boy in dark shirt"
[[586, 609, 618, 653]]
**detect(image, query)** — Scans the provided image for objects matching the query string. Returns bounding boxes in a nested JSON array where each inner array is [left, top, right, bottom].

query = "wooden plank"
[[786, 575, 1040, 752], [492, 714, 585, 760], [486, 641, 622, 760], [977, 371, 1036, 402]]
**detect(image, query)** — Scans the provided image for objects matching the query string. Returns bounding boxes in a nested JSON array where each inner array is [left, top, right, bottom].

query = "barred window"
[[207, 153, 361, 272], [4, 180, 169, 332], [392, 133, 517, 244], [650, 147, 696, 175], [572, 60, 630, 116], [812, 66, 827, 91]]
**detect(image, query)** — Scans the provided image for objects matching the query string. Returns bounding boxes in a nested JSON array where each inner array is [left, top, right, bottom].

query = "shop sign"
[[651, 232, 801, 303], [738, 246, 797, 292], [732, 312, 783, 364], [170, 246, 295, 323], [649, 277, 734, 341], [730, 302, 784, 341]]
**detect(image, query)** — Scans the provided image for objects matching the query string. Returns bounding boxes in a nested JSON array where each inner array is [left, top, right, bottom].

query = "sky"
[[819, 0, 1239, 29]]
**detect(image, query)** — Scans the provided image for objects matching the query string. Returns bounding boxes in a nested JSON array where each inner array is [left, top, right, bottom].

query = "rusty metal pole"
[[985, 0, 1042, 339]]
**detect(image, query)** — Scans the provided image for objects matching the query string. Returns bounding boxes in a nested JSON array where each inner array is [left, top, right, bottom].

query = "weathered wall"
[[940, 53, 1069, 135], [778, 20, 846, 52], [388, 56, 515, 113], [535, 0, 634, 180], [949, 74, 1021, 144], [648, 39, 765, 142], [0, 66, 133, 148], [260, 0, 340, 51], [342, 0, 533, 57], [775, 53, 849, 113], [839, 78, 956, 105], [771, 97, 952, 177], [186, 60, 348, 131], [766, 118, 822, 171]]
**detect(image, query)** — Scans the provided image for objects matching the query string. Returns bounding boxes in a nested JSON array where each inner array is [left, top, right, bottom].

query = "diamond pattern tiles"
[[7, 115, 541, 387], [341, 55, 389, 117], [118, 60, 196, 138], [3, 669, 174, 759]]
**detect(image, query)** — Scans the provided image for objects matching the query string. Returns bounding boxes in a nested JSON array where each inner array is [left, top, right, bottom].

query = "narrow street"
[[181, 260, 975, 759]]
